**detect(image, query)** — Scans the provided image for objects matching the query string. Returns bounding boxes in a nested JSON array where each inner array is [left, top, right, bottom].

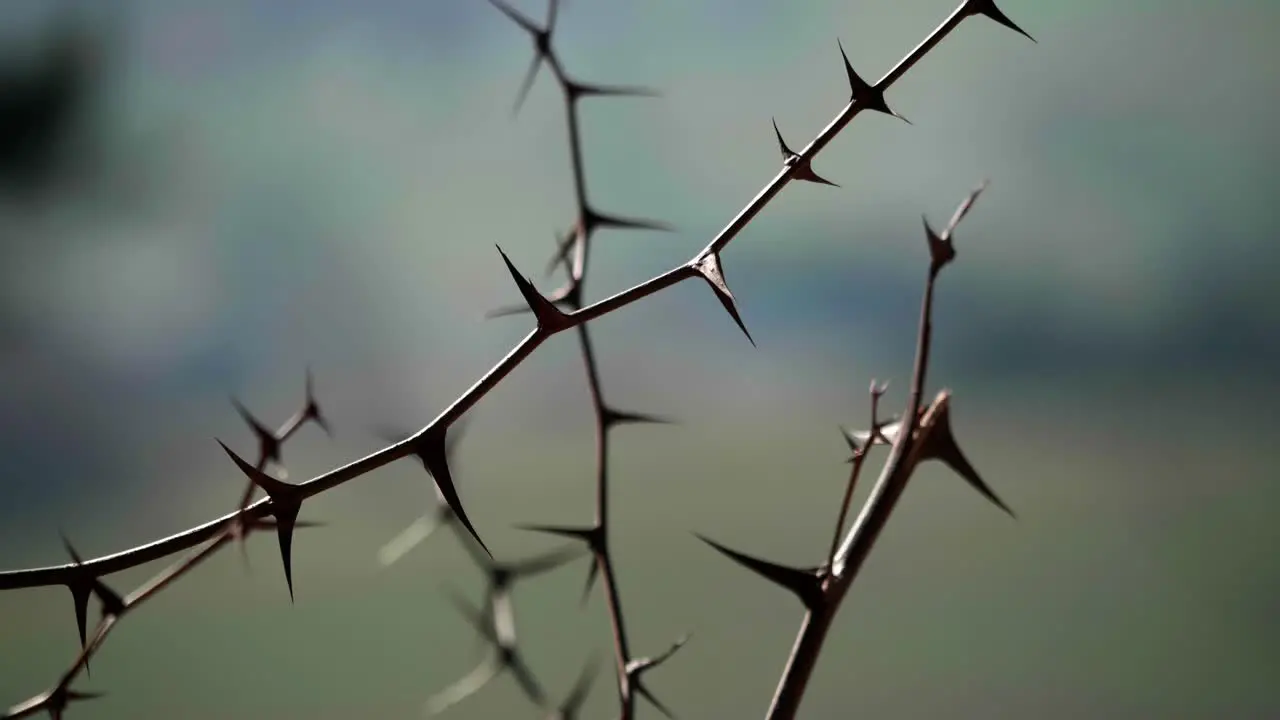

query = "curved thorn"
[[695, 533, 823, 608], [415, 427, 490, 557], [921, 401, 1015, 517], [965, 0, 1036, 42], [692, 253, 755, 347], [497, 245, 570, 332]]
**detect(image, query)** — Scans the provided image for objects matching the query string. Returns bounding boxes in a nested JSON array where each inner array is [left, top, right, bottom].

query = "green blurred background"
[[1, 0, 1277, 717]]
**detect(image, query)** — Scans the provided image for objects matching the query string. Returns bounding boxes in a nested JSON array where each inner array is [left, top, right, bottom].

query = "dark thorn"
[[793, 164, 841, 187], [218, 440, 307, 599], [601, 405, 676, 429], [920, 401, 1015, 517], [496, 244, 570, 333], [271, 502, 302, 602], [772, 118, 838, 186], [442, 584, 498, 644], [567, 78, 660, 102], [516, 523, 602, 548], [772, 117, 796, 160], [693, 253, 755, 346], [965, 0, 1036, 42], [218, 439, 297, 498], [583, 206, 674, 235], [507, 545, 586, 579], [634, 681, 677, 719], [302, 367, 332, 437], [509, 656, 548, 706], [484, 0, 542, 36], [580, 556, 601, 606], [695, 533, 824, 608], [923, 215, 955, 270], [68, 582, 90, 656], [59, 533, 124, 675], [415, 427, 490, 557], [512, 55, 544, 118], [837, 38, 910, 124], [544, 228, 578, 279], [487, 282, 578, 320], [229, 397, 281, 464]]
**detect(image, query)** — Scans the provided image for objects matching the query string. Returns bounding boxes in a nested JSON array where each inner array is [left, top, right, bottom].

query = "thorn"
[[625, 634, 691, 719], [965, 0, 1036, 42], [566, 78, 661, 101], [634, 681, 677, 720], [628, 633, 691, 675], [923, 215, 955, 271], [772, 117, 797, 161], [579, 556, 600, 606], [229, 396, 281, 465], [837, 39, 910, 124], [219, 439, 296, 498], [486, 282, 578, 321], [413, 426, 491, 557], [601, 405, 676, 430], [919, 400, 1015, 517], [516, 523, 604, 602], [484, 0, 543, 36], [504, 545, 586, 581], [496, 245, 571, 333], [692, 253, 755, 347], [302, 367, 332, 437], [435, 584, 547, 710], [942, 179, 989, 240], [582, 206, 674, 236], [218, 440, 305, 600], [516, 523, 601, 546], [59, 533, 125, 674], [7, 685, 106, 720], [483, 0, 559, 117], [511, 53, 545, 118], [544, 227, 579, 279], [841, 418, 903, 456], [772, 118, 839, 187], [270, 503, 302, 602], [695, 533, 824, 608]]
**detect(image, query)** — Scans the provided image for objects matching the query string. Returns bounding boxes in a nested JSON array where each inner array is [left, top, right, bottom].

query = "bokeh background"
[[1, 0, 1277, 717]]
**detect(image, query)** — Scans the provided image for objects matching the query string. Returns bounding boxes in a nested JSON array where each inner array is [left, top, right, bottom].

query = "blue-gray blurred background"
[[1, 0, 1276, 717]]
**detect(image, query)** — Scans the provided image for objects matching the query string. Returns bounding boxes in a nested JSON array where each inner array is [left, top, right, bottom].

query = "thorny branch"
[[0, 0, 1034, 717]]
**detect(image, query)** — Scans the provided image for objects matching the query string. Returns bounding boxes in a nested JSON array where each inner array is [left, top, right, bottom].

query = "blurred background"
[[0, 0, 1276, 717]]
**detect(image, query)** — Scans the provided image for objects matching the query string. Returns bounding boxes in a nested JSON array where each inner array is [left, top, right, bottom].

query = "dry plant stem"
[[477, 1, 671, 713], [765, 171, 1000, 717], [0, 0, 1030, 715]]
